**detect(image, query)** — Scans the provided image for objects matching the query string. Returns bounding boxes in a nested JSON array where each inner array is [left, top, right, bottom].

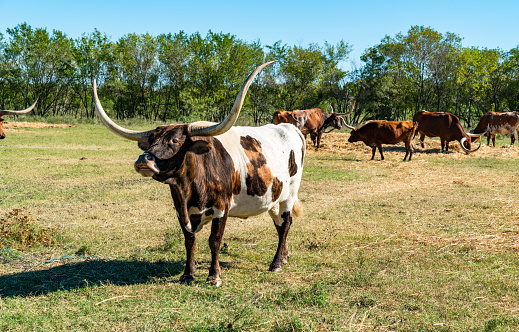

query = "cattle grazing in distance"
[[0, 97, 39, 139], [345, 120, 418, 161], [93, 62, 306, 287], [413, 111, 484, 154], [273, 102, 355, 148], [472, 111, 519, 146]]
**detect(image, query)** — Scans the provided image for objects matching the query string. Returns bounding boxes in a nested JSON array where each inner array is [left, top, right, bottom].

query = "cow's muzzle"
[[134, 153, 160, 177]]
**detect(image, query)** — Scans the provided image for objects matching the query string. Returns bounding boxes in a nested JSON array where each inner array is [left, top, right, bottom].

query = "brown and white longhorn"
[[93, 61, 306, 286]]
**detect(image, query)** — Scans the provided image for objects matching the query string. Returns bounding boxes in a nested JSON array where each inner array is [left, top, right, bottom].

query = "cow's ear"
[[188, 140, 212, 154], [138, 137, 150, 151]]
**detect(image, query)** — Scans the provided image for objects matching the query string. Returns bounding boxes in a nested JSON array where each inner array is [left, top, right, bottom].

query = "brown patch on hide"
[[271, 177, 283, 202], [240, 135, 273, 197], [288, 150, 298, 177], [232, 171, 241, 195]]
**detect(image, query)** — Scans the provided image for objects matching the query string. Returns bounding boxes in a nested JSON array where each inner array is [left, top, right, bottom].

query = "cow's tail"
[[292, 199, 303, 218]]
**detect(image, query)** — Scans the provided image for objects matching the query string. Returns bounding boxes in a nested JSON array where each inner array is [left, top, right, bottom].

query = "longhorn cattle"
[[273, 103, 354, 148], [345, 120, 418, 161], [472, 111, 519, 146], [93, 62, 306, 287], [413, 111, 483, 154], [272, 109, 308, 130], [0, 97, 39, 139]]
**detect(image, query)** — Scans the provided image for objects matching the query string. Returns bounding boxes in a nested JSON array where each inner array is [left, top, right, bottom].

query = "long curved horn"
[[187, 61, 276, 136], [340, 117, 356, 130], [466, 132, 485, 138], [0, 95, 39, 116], [459, 136, 482, 154], [334, 100, 356, 116], [93, 79, 155, 141]]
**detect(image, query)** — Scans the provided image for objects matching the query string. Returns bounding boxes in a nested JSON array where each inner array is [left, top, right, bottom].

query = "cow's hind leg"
[[404, 141, 413, 161], [268, 203, 293, 272], [377, 144, 384, 160], [207, 212, 228, 287], [370, 146, 377, 160]]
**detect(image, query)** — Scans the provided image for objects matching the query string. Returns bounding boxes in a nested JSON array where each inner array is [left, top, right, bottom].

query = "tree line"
[[1, 23, 518, 127]]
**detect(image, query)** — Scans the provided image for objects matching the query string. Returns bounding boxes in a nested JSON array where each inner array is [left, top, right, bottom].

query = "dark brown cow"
[[413, 110, 483, 154], [93, 62, 306, 287], [0, 97, 39, 139], [472, 111, 519, 146], [345, 120, 418, 161], [272, 109, 308, 130]]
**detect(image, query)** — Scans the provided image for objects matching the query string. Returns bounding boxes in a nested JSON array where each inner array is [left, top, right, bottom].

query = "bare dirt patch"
[[3, 121, 75, 129]]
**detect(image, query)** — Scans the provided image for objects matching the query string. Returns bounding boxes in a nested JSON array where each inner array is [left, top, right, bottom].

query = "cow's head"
[[322, 114, 344, 133], [346, 126, 361, 143], [460, 134, 483, 153], [323, 101, 356, 133], [93, 61, 275, 181], [0, 97, 39, 139], [288, 110, 308, 130]]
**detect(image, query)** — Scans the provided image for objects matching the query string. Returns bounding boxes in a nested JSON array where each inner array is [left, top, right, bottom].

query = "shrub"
[[0, 208, 59, 250]]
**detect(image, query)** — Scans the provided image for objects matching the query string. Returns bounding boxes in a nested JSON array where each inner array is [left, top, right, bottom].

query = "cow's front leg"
[[207, 213, 227, 287], [179, 223, 196, 284], [370, 146, 377, 160], [269, 211, 292, 272]]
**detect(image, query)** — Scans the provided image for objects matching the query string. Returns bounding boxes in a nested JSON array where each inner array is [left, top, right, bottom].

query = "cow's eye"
[[170, 138, 179, 144]]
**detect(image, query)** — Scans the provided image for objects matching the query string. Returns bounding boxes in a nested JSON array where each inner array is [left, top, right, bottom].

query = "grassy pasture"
[[1, 123, 519, 331]]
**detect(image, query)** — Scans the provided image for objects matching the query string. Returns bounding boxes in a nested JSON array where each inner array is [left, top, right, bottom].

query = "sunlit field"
[[1, 122, 519, 331]]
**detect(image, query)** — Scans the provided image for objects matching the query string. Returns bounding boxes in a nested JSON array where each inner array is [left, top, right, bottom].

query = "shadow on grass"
[[0, 258, 185, 298]]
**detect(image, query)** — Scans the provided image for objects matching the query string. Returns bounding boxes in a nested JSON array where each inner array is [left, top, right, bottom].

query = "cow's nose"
[[137, 153, 154, 163]]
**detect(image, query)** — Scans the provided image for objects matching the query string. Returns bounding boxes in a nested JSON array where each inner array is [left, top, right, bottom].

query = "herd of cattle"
[[273, 101, 519, 161], [1, 61, 518, 286]]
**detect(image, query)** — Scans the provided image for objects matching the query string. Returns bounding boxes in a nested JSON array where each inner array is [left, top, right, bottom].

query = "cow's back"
[[414, 111, 459, 138], [215, 123, 305, 218], [477, 112, 519, 135], [361, 120, 415, 144]]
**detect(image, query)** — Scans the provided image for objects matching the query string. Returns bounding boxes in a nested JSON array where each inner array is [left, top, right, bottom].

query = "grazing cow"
[[345, 120, 418, 161], [413, 110, 483, 154], [0, 97, 39, 139], [472, 111, 519, 146], [272, 109, 308, 130], [93, 62, 306, 287]]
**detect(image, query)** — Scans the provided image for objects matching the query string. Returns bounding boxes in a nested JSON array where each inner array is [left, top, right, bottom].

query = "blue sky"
[[1, 0, 518, 69]]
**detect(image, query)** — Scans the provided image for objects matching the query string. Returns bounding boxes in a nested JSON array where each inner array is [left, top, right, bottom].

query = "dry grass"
[[308, 130, 519, 160]]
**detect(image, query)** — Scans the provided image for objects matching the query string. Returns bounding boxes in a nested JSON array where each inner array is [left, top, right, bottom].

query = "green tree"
[[73, 29, 113, 118], [188, 31, 263, 122], [4, 23, 74, 116], [111, 33, 159, 119], [157, 31, 190, 121]]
